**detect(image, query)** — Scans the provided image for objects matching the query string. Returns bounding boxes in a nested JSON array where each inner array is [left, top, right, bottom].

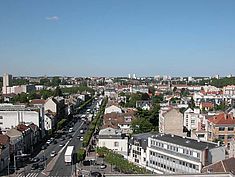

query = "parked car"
[[59, 143, 65, 147], [31, 163, 39, 170], [100, 164, 107, 169], [30, 157, 40, 163], [50, 151, 57, 157], [41, 145, 47, 150]]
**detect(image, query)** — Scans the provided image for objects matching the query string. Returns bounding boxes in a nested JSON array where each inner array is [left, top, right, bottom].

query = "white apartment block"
[[129, 133, 225, 174], [0, 104, 44, 132]]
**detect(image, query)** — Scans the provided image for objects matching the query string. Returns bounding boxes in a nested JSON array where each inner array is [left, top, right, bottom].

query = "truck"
[[64, 146, 74, 165]]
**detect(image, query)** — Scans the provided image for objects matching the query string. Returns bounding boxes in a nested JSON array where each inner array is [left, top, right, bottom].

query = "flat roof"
[[150, 134, 218, 151]]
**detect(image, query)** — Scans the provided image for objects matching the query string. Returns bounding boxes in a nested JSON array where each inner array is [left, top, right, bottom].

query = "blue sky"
[[0, 0, 235, 77]]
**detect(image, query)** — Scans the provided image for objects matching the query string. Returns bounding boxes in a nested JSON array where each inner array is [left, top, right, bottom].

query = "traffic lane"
[[48, 120, 85, 176]]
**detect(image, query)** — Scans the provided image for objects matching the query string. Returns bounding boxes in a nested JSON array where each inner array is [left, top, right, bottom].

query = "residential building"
[[103, 112, 135, 134], [5, 128, 23, 157], [207, 113, 235, 148], [147, 134, 225, 174], [0, 134, 10, 172], [159, 107, 184, 136], [105, 105, 122, 114], [16, 124, 32, 153], [98, 127, 128, 157], [223, 85, 235, 96], [128, 133, 153, 168], [0, 104, 45, 134], [136, 100, 152, 110], [183, 108, 209, 141]]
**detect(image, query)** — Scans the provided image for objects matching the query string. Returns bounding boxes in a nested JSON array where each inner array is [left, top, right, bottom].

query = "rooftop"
[[151, 134, 218, 151]]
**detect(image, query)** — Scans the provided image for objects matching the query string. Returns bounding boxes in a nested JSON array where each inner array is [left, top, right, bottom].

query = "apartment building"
[[147, 134, 225, 174], [0, 104, 45, 133], [207, 113, 235, 148], [128, 133, 225, 174], [159, 107, 184, 136]]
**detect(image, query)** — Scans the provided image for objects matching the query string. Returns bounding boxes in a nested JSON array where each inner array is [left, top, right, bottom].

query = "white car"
[[50, 151, 57, 157], [80, 137, 84, 141]]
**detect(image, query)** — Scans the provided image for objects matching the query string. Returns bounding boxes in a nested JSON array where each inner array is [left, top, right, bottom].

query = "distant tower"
[[2, 73, 12, 94], [133, 74, 136, 79], [128, 74, 131, 79], [3, 73, 12, 87]]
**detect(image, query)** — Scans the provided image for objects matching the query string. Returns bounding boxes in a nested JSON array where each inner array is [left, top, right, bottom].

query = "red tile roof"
[[200, 102, 214, 108], [202, 157, 235, 174], [208, 113, 235, 125], [30, 99, 46, 105], [17, 124, 30, 132], [0, 134, 10, 146]]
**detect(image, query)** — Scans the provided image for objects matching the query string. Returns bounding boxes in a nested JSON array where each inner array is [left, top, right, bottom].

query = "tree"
[[51, 77, 61, 87], [173, 86, 177, 93], [53, 86, 63, 97]]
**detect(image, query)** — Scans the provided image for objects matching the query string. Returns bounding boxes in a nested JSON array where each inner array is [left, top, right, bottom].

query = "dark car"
[[41, 145, 47, 150], [31, 163, 39, 170], [38, 164, 44, 170], [53, 140, 58, 144], [90, 172, 102, 177], [40, 156, 47, 162], [30, 157, 40, 163]]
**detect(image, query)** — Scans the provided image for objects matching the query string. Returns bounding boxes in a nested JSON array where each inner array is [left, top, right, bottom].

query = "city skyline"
[[1, 0, 235, 77]]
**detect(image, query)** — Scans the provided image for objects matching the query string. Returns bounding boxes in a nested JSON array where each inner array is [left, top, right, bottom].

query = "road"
[[15, 98, 99, 177]]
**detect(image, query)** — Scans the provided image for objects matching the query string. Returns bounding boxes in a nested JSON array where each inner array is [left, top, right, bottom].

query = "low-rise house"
[[136, 100, 152, 110], [104, 105, 122, 114], [0, 134, 10, 172], [202, 157, 235, 174], [200, 102, 215, 111], [44, 110, 57, 131], [97, 127, 128, 157], [103, 112, 135, 134]]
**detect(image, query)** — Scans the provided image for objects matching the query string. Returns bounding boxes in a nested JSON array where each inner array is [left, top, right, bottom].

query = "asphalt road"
[[48, 120, 86, 176]]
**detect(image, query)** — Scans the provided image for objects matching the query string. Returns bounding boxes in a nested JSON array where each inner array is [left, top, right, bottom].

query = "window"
[[218, 135, 225, 140], [114, 142, 119, 147], [191, 120, 195, 125], [219, 127, 225, 131], [228, 135, 234, 140], [228, 127, 234, 131], [0, 116, 3, 119]]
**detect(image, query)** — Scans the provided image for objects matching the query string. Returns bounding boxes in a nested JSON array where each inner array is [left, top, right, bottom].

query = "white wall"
[[44, 98, 57, 113], [98, 138, 128, 156], [0, 111, 40, 130]]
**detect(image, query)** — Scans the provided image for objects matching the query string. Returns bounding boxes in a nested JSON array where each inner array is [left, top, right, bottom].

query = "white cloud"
[[45, 16, 59, 21]]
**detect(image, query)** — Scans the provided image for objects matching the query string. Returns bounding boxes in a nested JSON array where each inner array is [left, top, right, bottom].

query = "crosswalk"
[[16, 172, 39, 177]]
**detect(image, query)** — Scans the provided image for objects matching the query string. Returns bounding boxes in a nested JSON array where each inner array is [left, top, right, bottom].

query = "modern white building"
[[0, 104, 44, 133], [98, 127, 128, 157], [129, 133, 225, 174]]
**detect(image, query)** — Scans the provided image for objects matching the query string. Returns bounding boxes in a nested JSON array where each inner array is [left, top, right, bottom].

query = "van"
[[69, 128, 73, 133]]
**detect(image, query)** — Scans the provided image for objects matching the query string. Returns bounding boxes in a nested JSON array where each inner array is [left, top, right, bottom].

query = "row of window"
[[150, 140, 200, 158], [149, 160, 175, 172], [149, 151, 199, 171], [218, 127, 234, 131], [218, 135, 234, 140], [132, 150, 141, 156]]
